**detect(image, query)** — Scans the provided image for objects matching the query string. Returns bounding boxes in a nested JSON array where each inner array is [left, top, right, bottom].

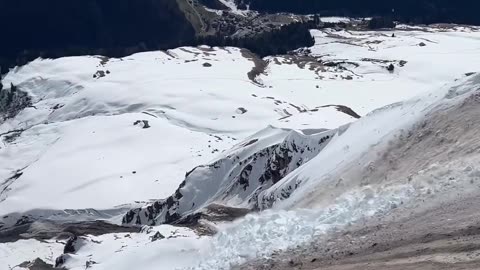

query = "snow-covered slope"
[[120, 25, 480, 226], [0, 47, 357, 227], [262, 72, 480, 209], [262, 26, 480, 116], [122, 126, 336, 225], [43, 71, 480, 270], [2, 25, 480, 269], [190, 73, 480, 269]]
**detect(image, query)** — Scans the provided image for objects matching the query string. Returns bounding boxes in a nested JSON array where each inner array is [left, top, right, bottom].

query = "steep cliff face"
[[123, 126, 338, 225]]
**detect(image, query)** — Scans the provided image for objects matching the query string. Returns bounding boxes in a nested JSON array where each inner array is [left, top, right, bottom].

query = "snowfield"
[[0, 46, 357, 225], [1, 25, 480, 269]]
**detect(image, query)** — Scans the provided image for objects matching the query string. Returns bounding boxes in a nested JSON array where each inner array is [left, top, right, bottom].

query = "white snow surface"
[[1, 239, 63, 269], [216, 0, 250, 16], [0, 46, 356, 217], [320, 17, 351, 23], [34, 73, 480, 270], [2, 26, 480, 269], [62, 225, 206, 270], [190, 73, 480, 269]]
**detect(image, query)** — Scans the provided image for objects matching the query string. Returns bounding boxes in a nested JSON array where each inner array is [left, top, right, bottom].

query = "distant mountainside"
[[0, 0, 194, 70], [2, 0, 480, 73], [237, 0, 480, 25]]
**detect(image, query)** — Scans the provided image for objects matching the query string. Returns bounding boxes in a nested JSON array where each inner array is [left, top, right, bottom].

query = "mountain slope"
[[122, 126, 337, 225], [0, 46, 357, 228], [1, 25, 480, 269], [0, 0, 195, 69], [194, 73, 480, 269], [240, 73, 480, 270], [235, 0, 480, 25], [7, 70, 480, 270]]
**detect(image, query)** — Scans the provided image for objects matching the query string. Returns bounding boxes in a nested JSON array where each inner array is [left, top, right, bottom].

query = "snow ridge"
[[123, 126, 337, 226]]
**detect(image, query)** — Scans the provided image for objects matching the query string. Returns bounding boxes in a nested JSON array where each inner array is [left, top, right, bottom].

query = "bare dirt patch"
[[241, 49, 268, 85]]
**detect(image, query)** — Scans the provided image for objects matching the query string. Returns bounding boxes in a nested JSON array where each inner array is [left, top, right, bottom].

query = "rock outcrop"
[[123, 126, 338, 225]]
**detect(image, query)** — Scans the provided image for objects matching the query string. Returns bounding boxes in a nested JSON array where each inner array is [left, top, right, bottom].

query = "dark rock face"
[[54, 255, 66, 268], [4, 220, 141, 268], [0, 84, 32, 122], [150, 231, 165, 242], [175, 204, 251, 236], [123, 128, 337, 226], [0, 171, 24, 206], [85, 260, 97, 269], [63, 235, 78, 254], [0, 220, 140, 243], [134, 120, 151, 129], [19, 258, 63, 270], [387, 63, 395, 72]]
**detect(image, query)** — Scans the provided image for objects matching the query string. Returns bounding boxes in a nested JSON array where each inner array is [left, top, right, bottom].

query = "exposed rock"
[[134, 120, 151, 129], [241, 49, 268, 85], [173, 204, 251, 236], [150, 231, 165, 242], [0, 83, 32, 122], [54, 255, 66, 268], [85, 260, 98, 269], [236, 107, 248, 114], [123, 127, 337, 226], [0, 220, 140, 243], [332, 105, 361, 119], [19, 258, 64, 270], [63, 235, 78, 254], [93, 70, 106, 79], [387, 63, 395, 72]]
